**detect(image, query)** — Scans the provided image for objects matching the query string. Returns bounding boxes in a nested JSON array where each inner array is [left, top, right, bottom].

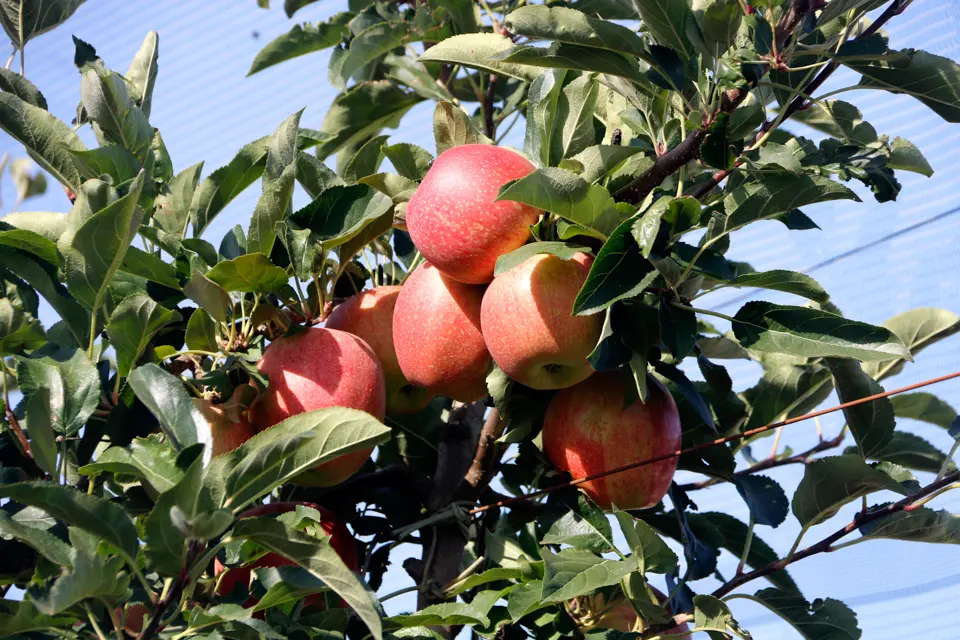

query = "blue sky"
[[4, 1, 960, 637]]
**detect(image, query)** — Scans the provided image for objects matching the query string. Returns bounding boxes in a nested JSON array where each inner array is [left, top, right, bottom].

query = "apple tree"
[[1, 0, 959, 638]]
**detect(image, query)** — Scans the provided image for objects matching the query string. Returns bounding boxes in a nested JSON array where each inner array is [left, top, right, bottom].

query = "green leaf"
[[741, 361, 832, 433], [497, 167, 619, 237], [183, 268, 232, 323], [16, 345, 100, 436], [433, 101, 492, 155], [0, 250, 89, 345], [542, 510, 613, 553], [0, 93, 85, 191], [693, 595, 744, 637], [504, 5, 646, 57], [23, 387, 56, 476], [144, 453, 219, 576], [290, 184, 392, 249], [860, 506, 960, 544], [28, 529, 131, 616], [342, 134, 389, 183], [613, 511, 677, 574], [205, 253, 289, 294], [565, 145, 645, 183], [888, 136, 934, 177], [78, 434, 184, 494], [128, 363, 208, 451], [494, 242, 590, 277], [418, 33, 540, 81], [125, 31, 159, 117], [855, 431, 955, 475], [495, 42, 645, 84], [0, 482, 139, 562], [525, 69, 566, 168], [729, 270, 829, 303], [825, 358, 895, 459], [334, 22, 410, 89], [0, 298, 44, 355], [0, 0, 86, 51], [314, 81, 423, 160], [121, 246, 180, 288], [632, 0, 695, 59], [191, 137, 270, 235], [848, 49, 960, 123], [154, 161, 205, 236], [743, 588, 861, 640], [67, 145, 141, 184], [297, 151, 343, 199], [734, 474, 788, 527], [382, 142, 433, 181], [58, 171, 146, 312], [0, 68, 48, 109], [693, 0, 741, 55], [445, 567, 525, 597], [216, 407, 390, 511], [106, 294, 180, 378], [890, 392, 957, 429], [0, 600, 78, 635], [248, 13, 352, 75], [0, 510, 71, 566], [863, 308, 960, 380], [0, 229, 57, 268], [248, 110, 301, 256], [388, 603, 490, 629], [383, 53, 456, 103], [185, 308, 219, 352], [573, 215, 658, 315], [506, 580, 550, 621], [724, 174, 859, 234], [791, 455, 909, 528], [732, 301, 911, 362], [540, 547, 636, 602], [789, 99, 878, 145], [80, 69, 153, 154], [232, 517, 383, 640], [253, 566, 333, 611], [659, 301, 697, 359]]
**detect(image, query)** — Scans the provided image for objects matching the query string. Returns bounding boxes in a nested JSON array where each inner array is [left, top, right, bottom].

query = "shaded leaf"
[[743, 588, 861, 640], [724, 174, 859, 234], [290, 184, 392, 249], [0, 93, 85, 190], [433, 101, 492, 155], [0, 69, 47, 109], [889, 392, 957, 429], [729, 270, 829, 303], [791, 455, 908, 527], [825, 358, 895, 459], [78, 434, 183, 494], [183, 268, 232, 323], [863, 308, 960, 380], [106, 294, 180, 377], [16, 345, 100, 436], [128, 363, 208, 451], [573, 216, 658, 315], [540, 547, 636, 602], [848, 49, 960, 123], [735, 474, 788, 527], [860, 506, 960, 544]]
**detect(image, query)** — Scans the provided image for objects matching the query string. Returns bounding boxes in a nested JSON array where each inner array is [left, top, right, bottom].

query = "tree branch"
[[483, 73, 497, 139], [619, 0, 908, 206], [677, 432, 846, 491]]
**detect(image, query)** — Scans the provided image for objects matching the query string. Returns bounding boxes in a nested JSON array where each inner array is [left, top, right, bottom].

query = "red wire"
[[469, 370, 960, 515]]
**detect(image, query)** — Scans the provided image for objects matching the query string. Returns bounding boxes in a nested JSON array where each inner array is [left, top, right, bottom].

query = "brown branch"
[[3, 386, 31, 459], [483, 73, 497, 139], [136, 541, 203, 640], [678, 431, 846, 491], [714, 468, 960, 598], [638, 469, 960, 638]]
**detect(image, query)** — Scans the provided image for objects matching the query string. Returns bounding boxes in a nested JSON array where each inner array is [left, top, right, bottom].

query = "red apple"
[[248, 328, 386, 485], [393, 263, 491, 403], [481, 251, 602, 390], [193, 398, 256, 457], [325, 286, 434, 415], [215, 503, 359, 610], [569, 587, 690, 635], [405, 144, 541, 284], [541, 371, 681, 510]]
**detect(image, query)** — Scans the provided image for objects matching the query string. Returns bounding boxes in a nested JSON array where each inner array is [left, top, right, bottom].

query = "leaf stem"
[[85, 603, 110, 640], [670, 302, 736, 324], [101, 598, 124, 640], [379, 585, 419, 602], [936, 441, 960, 482], [736, 514, 755, 575]]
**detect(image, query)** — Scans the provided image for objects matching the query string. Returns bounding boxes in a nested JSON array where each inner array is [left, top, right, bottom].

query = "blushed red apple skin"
[[405, 144, 541, 284], [192, 399, 255, 457], [542, 372, 681, 510], [325, 286, 434, 415], [248, 328, 386, 485], [215, 504, 359, 610], [481, 252, 602, 390], [393, 263, 491, 403]]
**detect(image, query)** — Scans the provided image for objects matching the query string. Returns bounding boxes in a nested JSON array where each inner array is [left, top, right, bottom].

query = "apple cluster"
[[231, 144, 683, 517]]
